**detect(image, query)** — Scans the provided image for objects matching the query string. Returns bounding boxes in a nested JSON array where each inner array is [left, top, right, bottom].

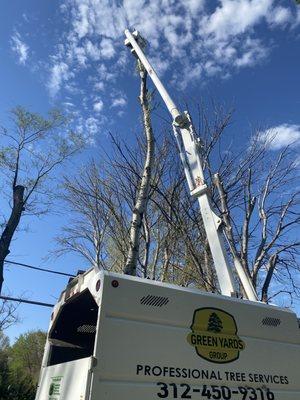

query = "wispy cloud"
[[73, 116, 101, 145], [11, 31, 29, 65], [48, 61, 73, 97], [266, 6, 293, 27], [111, 97, 127, 108], [201, 0, 272, 39], [93, 100, 103, 112], [48, 0, 299, 98], [41, 0, 300, 127], [259, 124, 300, 150]]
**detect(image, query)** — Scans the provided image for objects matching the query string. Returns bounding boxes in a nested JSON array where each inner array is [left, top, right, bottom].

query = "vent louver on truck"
[[262, 317, 281, 327], [77, 324, 96, 333], [140, 295, 169, 307]]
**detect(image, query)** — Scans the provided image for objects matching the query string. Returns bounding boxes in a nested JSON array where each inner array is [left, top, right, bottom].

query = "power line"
[[0, 295, 54, 308], [4, 259, 76, 278]]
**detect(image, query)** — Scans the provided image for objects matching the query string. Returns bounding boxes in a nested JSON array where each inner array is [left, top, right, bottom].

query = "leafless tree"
[[57, 99, 299, 304], [57, 128, 215, 290], [0, 107, 82, 293], [0, 297, 19, 331], [56, 160, 127, 271], [205, 125, 300, 304]]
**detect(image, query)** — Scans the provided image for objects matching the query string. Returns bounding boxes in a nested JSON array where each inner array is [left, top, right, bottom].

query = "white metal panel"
[[34, 271, 300, 400], [90, 273, 300, 399], [35, 357, 92, 400]]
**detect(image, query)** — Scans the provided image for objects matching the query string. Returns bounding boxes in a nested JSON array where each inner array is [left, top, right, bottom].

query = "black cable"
[[4, 260, 76, 278], [0, 295, 54, 308]]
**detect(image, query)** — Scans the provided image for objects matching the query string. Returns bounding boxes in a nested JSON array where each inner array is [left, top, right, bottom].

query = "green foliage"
[[0, 106, 83, 188], [11, 106, 65, 136], [3, 376, 36, 400], [0, 330, 9, 350], [0, 330, 46, 400], [0, 147, 15, 170], [0, 331, 10, 400], [9, 330, 46, 385]]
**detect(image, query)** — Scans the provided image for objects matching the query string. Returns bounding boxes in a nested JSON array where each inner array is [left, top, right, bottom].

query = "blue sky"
[[1, 0, 300, 342]]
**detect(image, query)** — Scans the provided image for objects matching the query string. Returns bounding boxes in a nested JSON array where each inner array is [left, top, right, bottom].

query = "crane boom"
[[34, 32, 300, 400], [124, 29, 258, 301]]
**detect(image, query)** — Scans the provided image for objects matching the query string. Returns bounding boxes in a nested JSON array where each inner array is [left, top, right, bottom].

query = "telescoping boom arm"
[[124, 29, 258, 301]]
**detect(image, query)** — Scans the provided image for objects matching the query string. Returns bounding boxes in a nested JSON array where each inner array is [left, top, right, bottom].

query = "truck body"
[[35, 269, 300, 400]]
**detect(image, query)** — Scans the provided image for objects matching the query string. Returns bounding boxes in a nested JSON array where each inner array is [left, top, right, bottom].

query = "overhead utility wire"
[[4, 260, 76, 278], [0, 295, 54, 308]]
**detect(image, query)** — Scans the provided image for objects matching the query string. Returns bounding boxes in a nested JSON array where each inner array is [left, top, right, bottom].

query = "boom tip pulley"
[[124, 29, 146, 57]]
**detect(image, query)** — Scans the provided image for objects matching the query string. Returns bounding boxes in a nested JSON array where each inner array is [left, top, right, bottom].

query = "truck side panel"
[[90, 274, 300, 399]]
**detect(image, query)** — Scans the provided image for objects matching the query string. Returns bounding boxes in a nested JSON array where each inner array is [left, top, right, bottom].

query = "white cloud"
[[97, 63, 117, 82], [259, 124, 300, 150], [49, 0, 299, 95], [73, 3, 91, 39], [62, 101, 75, 109], [93, 100, 104, 112], [22, 13, 29, 23], [75, 115, 104, 145], [100, 38, 115, 59], [85, 40, 101, 61], [85, 117, 99, 135], [201, 0, 273, 40], [234, 37, 268, 68], [185, 0, 206, 13], [48, 62, 72, 97], [111, 97, 127, 108], [71, 44, 88, 66], [297, 8, 300, 26], [94, 81, 105, 91], [204, 61, 221, 76], [266, 6, 292, 27], [11, 31, 29, 65]]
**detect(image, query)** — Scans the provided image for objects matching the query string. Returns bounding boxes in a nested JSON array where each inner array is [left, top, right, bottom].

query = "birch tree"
[[123, 60, 155, 276]]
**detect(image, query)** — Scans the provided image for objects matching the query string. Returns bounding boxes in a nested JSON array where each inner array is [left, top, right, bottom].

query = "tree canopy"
[[57, 104, 300, 304], [0, 330, 46, 400], [0, 106, 82, 293]]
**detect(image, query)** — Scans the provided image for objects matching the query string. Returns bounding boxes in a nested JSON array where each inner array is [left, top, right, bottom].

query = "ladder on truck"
[[124, 29, 258, 301]]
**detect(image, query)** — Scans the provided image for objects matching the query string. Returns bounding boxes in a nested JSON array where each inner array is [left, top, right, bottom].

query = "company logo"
[[187, 308, 245, 364], [49, 383, 55, 396], [48, 376, 62, 399]]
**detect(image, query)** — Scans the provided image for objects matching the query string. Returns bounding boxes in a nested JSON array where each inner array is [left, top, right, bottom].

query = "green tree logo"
[[49, 383, 55, 396], [207, 312, 223, 333]]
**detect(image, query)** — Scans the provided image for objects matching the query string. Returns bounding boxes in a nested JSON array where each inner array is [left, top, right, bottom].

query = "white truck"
[[35, 269, 300, 400], [35, 30, 300, 400]]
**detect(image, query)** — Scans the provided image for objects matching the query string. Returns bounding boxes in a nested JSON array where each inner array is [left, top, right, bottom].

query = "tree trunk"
[[261, 254, 278, 303], [0, 185, 25, 293], [124, 63, 155, 276], [161, 247, 170, 282]]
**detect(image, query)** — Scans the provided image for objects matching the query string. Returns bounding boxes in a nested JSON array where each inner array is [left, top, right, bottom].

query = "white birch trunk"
[[124, 63, 155, 276]]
